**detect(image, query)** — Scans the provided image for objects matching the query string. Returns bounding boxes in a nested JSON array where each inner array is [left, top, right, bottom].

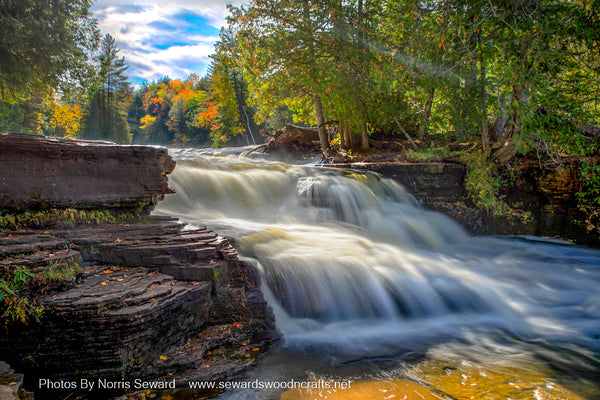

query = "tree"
[[0, 0, 99, 103], [81, 34, 131, 144], [229, 0, 335, 151]]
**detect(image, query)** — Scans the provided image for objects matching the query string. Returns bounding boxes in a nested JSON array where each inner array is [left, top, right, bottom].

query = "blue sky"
[[91, 0, 244, 85]]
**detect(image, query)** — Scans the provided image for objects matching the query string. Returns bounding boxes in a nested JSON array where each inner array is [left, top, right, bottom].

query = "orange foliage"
[[194, 101, 218, 128]]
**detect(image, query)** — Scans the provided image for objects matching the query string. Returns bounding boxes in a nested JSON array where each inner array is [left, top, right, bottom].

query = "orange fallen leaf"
[[232, 322, 243, 328], [159, 355, 168, 360], [100, 282, 107, 286]]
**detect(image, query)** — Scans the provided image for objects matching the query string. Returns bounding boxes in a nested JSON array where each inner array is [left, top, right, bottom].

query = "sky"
[[91, 0, 245, 85]]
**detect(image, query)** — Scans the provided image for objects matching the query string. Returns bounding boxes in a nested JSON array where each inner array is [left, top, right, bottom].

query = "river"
[[154, 147, 600, 399]]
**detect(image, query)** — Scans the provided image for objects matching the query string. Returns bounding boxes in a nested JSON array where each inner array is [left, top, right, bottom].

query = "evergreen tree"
[[82, 34, 131, 144]]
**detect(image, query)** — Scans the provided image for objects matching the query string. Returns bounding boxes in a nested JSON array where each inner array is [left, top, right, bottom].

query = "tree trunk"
[[242, 106, 256, 145], [360, 121, 369, 149], [346, 124, 356, 150], [418, 87, 435, 139], [339, 122, 347, 148], [479, 36, 490, 152], [313, 94, 329, 150], [492, 85, 526, 164]]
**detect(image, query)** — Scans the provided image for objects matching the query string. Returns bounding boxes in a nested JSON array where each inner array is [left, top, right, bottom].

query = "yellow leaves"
[[48, 100, 83, 138], [159, 355, 168, 361], [100, 282, 107, 286], [140, 115, 157, 130]]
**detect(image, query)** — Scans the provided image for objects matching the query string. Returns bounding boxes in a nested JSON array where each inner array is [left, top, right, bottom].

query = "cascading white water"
[[155, 148, 600, 361]]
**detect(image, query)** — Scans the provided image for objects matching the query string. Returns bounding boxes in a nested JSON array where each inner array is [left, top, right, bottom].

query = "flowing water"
[[155, 147, 600, 399]]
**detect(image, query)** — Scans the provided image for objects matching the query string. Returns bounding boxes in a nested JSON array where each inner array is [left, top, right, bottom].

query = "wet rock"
[[0, 132, 175, 214], [0, 361, 23, 400], [0, 219, 276, 397]]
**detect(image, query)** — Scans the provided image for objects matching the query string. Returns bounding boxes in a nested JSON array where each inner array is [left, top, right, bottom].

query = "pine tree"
[[82, 34, 131, 144]]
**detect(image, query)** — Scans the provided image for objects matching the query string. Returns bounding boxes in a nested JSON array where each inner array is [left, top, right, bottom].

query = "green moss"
[[0, 208, 139, 231], [406, 146, 459, 161]]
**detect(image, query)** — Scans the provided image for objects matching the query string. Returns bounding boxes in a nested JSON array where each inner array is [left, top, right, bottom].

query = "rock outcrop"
[[0, 133, 276, 399], [0, 361, 24, 400], [0, 132, 175, 214], [0, 218, 276, 398]]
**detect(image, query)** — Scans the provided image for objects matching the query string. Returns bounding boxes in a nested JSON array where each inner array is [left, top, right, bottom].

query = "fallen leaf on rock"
[[100, 282, 107, 286], [159, 356, 168, 361]]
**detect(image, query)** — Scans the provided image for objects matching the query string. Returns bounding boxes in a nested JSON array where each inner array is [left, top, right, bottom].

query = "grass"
[[405, 146, 459, 161]]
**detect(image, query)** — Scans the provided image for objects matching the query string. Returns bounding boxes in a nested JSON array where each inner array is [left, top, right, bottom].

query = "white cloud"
[[91, 0, 246, 82]]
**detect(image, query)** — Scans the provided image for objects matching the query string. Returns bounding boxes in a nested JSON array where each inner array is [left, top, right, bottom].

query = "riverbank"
[[0, 133, 276, 399]]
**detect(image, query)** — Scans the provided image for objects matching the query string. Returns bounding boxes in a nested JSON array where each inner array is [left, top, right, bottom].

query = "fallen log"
[[260, 123, 322, 153]]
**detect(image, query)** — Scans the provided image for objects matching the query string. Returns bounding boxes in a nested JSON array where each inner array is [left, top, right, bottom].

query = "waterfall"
[[155, 148, 600, 360]]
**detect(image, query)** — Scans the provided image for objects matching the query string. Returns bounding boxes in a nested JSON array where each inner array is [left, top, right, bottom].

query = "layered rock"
[[0, 133, 276, 398], [0, 132, 175, 213], [0, 361, 24, 400], [0, 218, 276, 398]]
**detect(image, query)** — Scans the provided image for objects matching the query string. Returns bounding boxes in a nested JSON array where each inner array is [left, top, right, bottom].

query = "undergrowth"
[[0, 208, 138, 231], [0, 259, 82, 324], [459, 151, 513, 217]]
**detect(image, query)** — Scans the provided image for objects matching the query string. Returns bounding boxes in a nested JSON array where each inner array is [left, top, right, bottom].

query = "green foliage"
[[206, 28, 260, 147], [576, 161, 600, 232], [81, 34, 131, 144], [0, 0, 100, 104], [460, 151, 511, 217], [0, 208, 137, 231], [221, 0, 599, 157], [0, 260, 82, 324], [0, 266, 44, 323]]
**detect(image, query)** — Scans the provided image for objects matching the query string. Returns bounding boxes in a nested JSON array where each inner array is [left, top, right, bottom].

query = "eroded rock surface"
[[0, 132, 175, 213], [0, 218, 276, 398]]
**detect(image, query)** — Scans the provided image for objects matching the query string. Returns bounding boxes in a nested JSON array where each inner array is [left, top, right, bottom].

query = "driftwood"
[[260, 124, 322, 153], [393, 116, 419, 151], [579, 125, 600, 140], [322, 148, 349, 164]]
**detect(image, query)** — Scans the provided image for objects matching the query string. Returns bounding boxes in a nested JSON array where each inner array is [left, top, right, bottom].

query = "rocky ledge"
[[0, 218, 276, 398], [0, 132, 175, 214]]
